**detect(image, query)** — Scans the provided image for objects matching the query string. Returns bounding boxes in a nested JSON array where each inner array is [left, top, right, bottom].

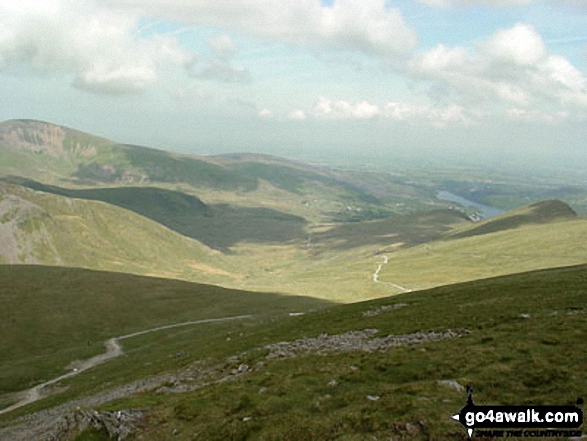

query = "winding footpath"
[[372, 255, 411, 293], [0, 315, 253, 415]]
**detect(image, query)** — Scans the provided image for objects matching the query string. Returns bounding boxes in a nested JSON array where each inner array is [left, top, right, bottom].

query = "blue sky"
[[0, 0, 586, 167]]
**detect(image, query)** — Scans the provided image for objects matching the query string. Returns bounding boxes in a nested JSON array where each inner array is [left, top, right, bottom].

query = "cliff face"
[[0, 120, 99, 159]]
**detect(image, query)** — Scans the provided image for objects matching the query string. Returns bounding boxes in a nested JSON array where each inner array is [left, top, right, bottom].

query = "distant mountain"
[[0, 120, 378, 203], [0, 119, 257, 191], [0, 119, 112, 158]]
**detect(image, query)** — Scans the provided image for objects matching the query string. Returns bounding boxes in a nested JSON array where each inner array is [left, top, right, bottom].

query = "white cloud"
[[314, 96, 380, 119], [428, 105, 475, 128], [418, 0, 587, 9], [383, 102, 430, 120], [288, 109, 307, 120], [506, 108, 570, 124], [418, 0, 531, 7], [311, 96, 477, 127], [482, 23, 545, 66], [259, 108, 272, 118], [190, 60, 252, 83], [0, 0, 193, 94], [73, 65, 156, 94], [407, 23, 587, 110], [207, 35, 236, 59], [105, 0, 418, 57]]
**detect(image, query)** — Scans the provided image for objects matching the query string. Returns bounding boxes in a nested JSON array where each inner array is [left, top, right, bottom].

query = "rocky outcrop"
[[0, 120, 98, 158], [0, 190, 60, 264], [48, 409, 145, 441], [265, 328, 468, 359], [362, 303, 408, 317]]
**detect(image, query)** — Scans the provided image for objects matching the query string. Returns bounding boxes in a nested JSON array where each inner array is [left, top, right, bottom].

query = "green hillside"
[[377, 201, 587, 291], [5, 176, 585, 303], [449, 199, 577, 239], [4, 178, 308, 251], [2, 265, 583, 440], [3, 120, 479, 228], [0, 181, 236, 284], [112, 264, 585, 440], [311, 209, 468, 251], [0, 265, 332, 397], [0, 120, 258, 191]]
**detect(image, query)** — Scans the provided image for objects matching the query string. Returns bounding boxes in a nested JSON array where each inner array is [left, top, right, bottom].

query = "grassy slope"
[[6, 177, 585, 302], [0, 181, 236, 285], [68, 265, 587, 440], [4, 178, 308, 251], [221, 209, 470, 302], [0, 120, 257, 192], [449, 199, 577, 239], [311, 209, 468, 251], [379, 201, 587, 290], [0, 265, 333, 396]]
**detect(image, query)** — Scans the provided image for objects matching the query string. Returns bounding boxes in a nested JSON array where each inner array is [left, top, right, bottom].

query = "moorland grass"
[[0, 265, 333, 397], [80, 265, 587, 440], [378, 217, 587, 290]]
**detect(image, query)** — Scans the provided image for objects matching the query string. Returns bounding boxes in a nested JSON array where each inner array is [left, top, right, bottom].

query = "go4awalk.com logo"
[[451, 387, 583, 438]]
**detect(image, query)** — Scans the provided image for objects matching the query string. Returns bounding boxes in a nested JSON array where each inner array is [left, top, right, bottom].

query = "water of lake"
[[437, 190, 504, 219]]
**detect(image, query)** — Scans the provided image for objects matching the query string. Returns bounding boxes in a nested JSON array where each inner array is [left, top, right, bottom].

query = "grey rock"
[[438, 380, 465, 392]]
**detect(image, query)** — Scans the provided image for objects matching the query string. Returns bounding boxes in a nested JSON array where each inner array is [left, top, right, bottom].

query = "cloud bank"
[[105, 0, 418, 57], [0, 0, 192, 94], [406, 23, 587, 110]]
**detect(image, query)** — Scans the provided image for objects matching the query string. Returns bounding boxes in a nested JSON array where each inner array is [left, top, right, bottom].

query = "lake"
[[437, 190, 504, 219]]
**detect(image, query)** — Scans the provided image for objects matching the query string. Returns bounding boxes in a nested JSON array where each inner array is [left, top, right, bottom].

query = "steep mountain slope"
[[0, 181, 235, 284], [0, 120, 257, 191], [4, 178, 308, 251], [0, 119, 112, 159]]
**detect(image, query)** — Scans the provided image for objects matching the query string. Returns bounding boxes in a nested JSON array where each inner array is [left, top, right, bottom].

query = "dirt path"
[[0, 315, 253, 415], [372, 255, 411, 293]]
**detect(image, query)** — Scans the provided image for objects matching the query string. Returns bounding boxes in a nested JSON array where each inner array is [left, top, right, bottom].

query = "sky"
[[0, 0, 586, 167]]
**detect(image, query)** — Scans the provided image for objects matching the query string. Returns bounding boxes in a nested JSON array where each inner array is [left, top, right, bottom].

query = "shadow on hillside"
[[312, 210, 469, 252], [4, 178, 307, 252]]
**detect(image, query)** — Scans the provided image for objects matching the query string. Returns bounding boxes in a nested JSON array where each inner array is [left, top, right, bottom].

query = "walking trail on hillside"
[[372, 255, 411, 293], [0, 315, 253, 415]]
